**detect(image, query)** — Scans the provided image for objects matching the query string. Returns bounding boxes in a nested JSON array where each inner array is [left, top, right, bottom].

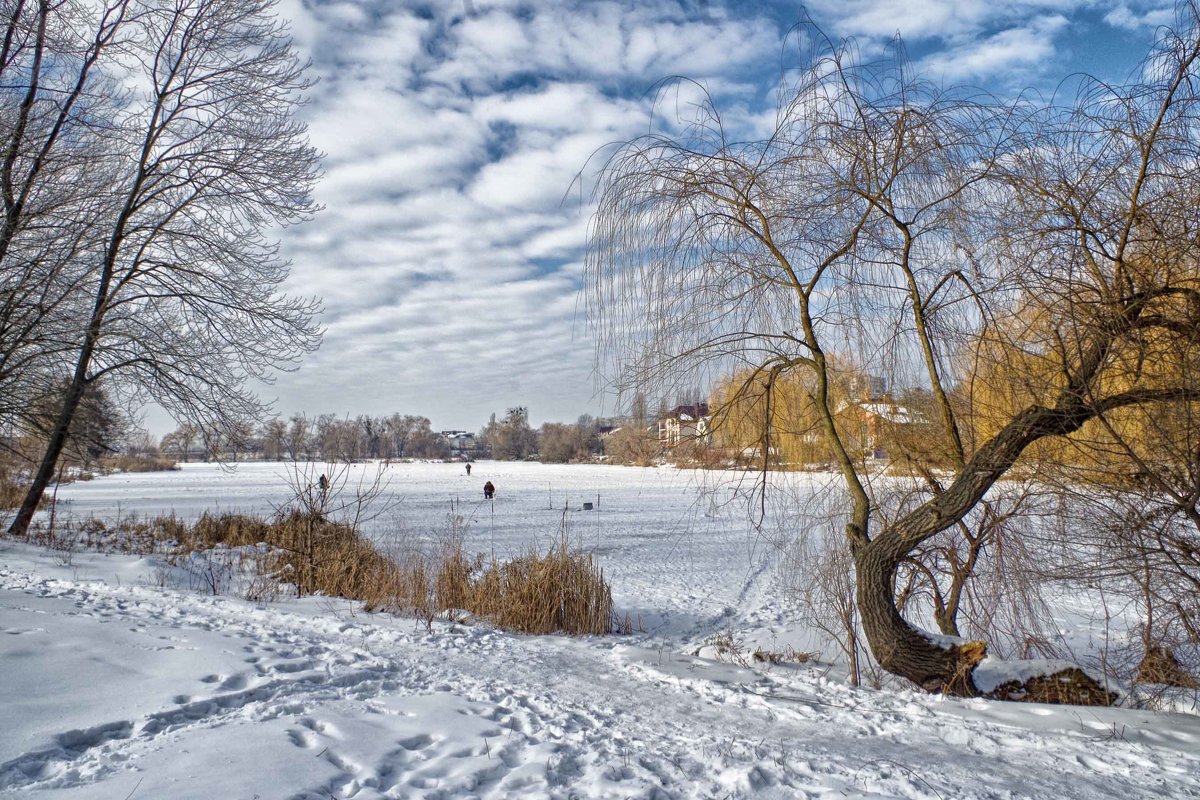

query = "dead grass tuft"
[[986, 667, 1119, 706], [101, 454, 179, 473], [430, 533, 619, 636], [753, 646, 816, 666], [1135, 645, 1199, 689]]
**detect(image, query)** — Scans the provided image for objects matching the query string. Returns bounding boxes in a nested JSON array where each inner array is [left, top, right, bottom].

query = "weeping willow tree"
[[587, 7, 1200, 694]]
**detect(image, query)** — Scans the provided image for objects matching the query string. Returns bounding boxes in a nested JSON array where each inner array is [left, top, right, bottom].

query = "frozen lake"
[[48, 460, 844, 639]]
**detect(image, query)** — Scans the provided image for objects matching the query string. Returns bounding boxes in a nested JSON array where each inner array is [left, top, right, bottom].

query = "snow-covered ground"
[[2, 461, 1199, 799]]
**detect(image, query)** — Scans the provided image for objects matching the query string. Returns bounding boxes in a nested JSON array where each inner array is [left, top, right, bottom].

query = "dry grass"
[[752, 646, 816, 666], [25, 508, 623, 636], [413, 532, 620, 636], [50, 510, 407, 611], [695, 629, 816, 669], [1135, 645, 1199, 689], [101, 454, 179, 473], [0, 469, 26, 511], [181, 510, 407, 610], [985, 667, 1119, 705], [470, 535, 617, 636]]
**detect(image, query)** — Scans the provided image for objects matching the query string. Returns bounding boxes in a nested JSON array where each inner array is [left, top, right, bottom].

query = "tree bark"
[[7, 358, 91, 537], [855, 534, 985, 694]]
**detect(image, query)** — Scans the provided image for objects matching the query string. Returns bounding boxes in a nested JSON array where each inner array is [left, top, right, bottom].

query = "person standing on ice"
[[483, 480, 494, 499], [465, 462, 472, 476]]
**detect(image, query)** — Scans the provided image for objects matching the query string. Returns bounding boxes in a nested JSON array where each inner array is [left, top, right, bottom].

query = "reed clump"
[[437, 534, 617, 636], [101, 454, 179, 473], [23, 507, 623, 636], [177, 509, 405, 610], [0, 467, 26, 511], [65, 510, 407, 610]]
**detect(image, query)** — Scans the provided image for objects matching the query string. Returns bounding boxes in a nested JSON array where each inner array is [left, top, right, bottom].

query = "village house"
[[439, 430, 480, 459], [840, 377, 928, 459], [657, 403, 711, 448]]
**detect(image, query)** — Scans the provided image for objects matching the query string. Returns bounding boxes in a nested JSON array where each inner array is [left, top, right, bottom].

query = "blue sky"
[[234, 0, 1171, 434]]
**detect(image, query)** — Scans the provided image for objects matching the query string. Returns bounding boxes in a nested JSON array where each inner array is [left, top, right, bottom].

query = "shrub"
[[0, 469, 26, 511], [101, 454, 179, 473], [428, 533, 620, 636]]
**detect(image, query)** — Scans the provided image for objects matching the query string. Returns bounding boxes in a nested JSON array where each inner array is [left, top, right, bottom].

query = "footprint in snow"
[[300, 717, 340, 739], [397, 734, 434, 751], [286, 728, 319, 749], [217, 674, 246, 691]]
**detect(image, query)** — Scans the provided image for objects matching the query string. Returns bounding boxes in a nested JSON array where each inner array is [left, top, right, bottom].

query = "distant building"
[[439, 430, 479, 459], [657, 403, 711, 448], [843, 399, 925, 459], [850, 374, 890, 402]]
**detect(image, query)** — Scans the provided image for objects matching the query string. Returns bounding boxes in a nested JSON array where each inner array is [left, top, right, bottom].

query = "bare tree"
[[7, 0, 321, 536], [261, 416, 287, 460], [483, 406, 538, 461], [285, 412, 311, 460], [0, 0, 131, 439], [588, 9, 1200, 693], [160, 422, 195, 462]]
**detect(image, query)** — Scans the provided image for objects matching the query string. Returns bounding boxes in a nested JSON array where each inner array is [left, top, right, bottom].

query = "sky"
[[216, 0, 1172, 435]]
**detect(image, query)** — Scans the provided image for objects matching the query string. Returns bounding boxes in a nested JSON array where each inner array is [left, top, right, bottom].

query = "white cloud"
[[1103, 3, 1175, 31], [804, 0, 1086, 42], [236, 0, 1151, 432], [920, 15, 1070, 79]]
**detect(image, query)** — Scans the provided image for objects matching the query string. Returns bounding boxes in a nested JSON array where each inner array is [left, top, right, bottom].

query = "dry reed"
[[31, 509, 622, 635], [100, 454, 180, 473], [422, 532, 619, 635], [0, 470, 25, 511]]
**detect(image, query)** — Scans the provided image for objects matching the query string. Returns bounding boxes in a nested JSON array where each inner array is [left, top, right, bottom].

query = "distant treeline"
[[150, 406, 661, 465]]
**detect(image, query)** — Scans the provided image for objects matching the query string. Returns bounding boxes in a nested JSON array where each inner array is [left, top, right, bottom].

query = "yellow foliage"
[[960, 252, 1200, 479]]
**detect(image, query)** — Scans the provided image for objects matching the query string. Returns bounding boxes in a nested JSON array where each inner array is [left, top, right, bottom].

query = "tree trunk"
[[850, 398, 1141, 692], [8, 370, 88, 537], [855, 533, 986, 695]]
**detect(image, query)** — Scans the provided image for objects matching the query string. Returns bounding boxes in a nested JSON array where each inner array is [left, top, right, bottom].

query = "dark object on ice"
[[465, 462, 472, 476], [483, 481, 495, 499], [582, 502, 593, 511]]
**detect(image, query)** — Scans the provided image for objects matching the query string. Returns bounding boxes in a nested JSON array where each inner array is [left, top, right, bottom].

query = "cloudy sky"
[[240, 0, 1170, 433]]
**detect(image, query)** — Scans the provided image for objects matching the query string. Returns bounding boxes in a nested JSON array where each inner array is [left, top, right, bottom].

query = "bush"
[[101, 454, 179, 472], [431, 533, 621, 636], [20, 505, 624, 636]]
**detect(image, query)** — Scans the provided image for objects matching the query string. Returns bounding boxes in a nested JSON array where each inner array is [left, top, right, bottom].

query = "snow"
[[2, 461, 1199, 799]]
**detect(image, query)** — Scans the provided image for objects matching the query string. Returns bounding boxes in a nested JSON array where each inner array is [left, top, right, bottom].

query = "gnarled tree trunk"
[[855, 532, 986, 694], [851, 393, 1179, 692]]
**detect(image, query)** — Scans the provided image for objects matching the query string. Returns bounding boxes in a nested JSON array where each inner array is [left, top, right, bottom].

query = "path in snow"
[[3, 543, 1199, 800]]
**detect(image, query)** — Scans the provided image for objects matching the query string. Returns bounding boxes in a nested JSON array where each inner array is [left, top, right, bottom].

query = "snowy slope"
[[3, 463, 1199, 799]]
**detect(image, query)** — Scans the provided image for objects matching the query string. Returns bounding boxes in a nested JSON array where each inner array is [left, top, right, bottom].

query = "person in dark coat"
[[483, 480, 495, 499], [465, 462, 472, 476]]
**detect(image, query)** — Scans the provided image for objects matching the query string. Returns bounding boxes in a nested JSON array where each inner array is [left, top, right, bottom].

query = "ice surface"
[[1, 462, 1197, 799]]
